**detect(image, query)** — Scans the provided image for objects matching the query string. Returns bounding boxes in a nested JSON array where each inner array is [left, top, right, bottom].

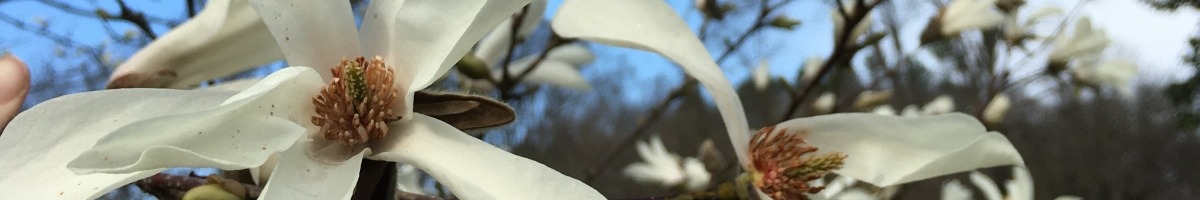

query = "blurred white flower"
[[1072, 59, 1137, 95], [831, 0, 873, 43], [983, 94, 1011, 126], [0, 54, 29, 132], [1049, 17, 1110, 64], [923, 95, 956, 115], [474, 19, 595, 91], [1003, 7, 1063, 45], [965, 167, 1034, 200], [623, 135, 711, 191], [853, 90, 893, 110], [803, 57, 825, 82], [939, 0, 1005, 36], [813, 92, 836, 114], [871, 106, 897, 116], [901, 105, 921, 118], [942, 180, 972, 200], [754, 60, 771, 91]]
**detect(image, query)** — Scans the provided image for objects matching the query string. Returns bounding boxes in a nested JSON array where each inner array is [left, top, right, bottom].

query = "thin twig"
[[778, 0, 886, 122]]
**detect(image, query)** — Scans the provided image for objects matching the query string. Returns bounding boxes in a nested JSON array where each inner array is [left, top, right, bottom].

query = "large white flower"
[[0, 0, 604, 199], [553, 1, 1025, 199], [622, 135, 711, 191], [107, 0, 282, 89], [939, 0, 1005, 36], [1072, 59, 1137, 95], [0, 54, 29, 131], [1049, 17, 1110, 64]]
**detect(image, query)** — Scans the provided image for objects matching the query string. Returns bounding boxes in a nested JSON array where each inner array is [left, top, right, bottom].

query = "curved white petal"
[[68, 67, 325, 174], [109, 0, 283, 89], [358, 0, 407, 70], [969, 171, 1003, 200], [0, 55, 29, 131], [1008, 166, 1033, 200], [553, 0, 749, 166], [506, 58, 591, 90], [517, 0, 547, 39], [0, 89, 237, 199], [475, 19, 515, 67], [922, 95, 955, 115], [941, 0, 1004, 36], [754, 60, 770, 91], [368, 114, 604, 199], [377, 0, 533, 91], [775, 113, 1025, 187], [1073, 60, 1137, 94], [547, 43, 596, 67], [982, 94, 1011, 126], [258, 141, 364, 200], [942, 179, 973, 200], [250, 0, 360, 80]]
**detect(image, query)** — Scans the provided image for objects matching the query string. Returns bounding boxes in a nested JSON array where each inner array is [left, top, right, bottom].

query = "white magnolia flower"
[[831, 0, 873, 43], [1003, 7, 1064, 45], [923, 95, 956, 115], [0, 0, 603, 199], [965, 167, 1036, 200], [107, 0, 282, 89], [983, 94, 1011, 126], [803, 57, 825, 83], [754, 60, 771, 91], [813, 92, 836, 114], [1072, 59, 1137, 95], [852, 90, 893, 110], [0, 54, 29, 131], [942, 180, 973, 200], [556, 1, 1023, 199], [939, 0, 1005, 36], [871, 105, 897, 116], [622, 135, 711, 191], [1050, 17, 1110, 64]]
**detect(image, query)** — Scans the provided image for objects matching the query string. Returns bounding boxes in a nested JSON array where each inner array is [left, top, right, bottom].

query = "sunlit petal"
[[250, 0, 360, 80], [369, 114, 604, 199], [775, 113, 1025, 187], [553, 0, 749, 166], [109, 0, 283, 89], [67, 67, 324, 174], [0, 88, 237, 199], [258, 141, 364, 200]]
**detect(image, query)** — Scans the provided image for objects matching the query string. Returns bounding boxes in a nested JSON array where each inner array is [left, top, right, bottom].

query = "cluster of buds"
[[312, 56, 401, 145], [749, 126, 847, 200]]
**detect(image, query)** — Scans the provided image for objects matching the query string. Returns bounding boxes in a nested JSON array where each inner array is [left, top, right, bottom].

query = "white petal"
[[813, 92, 836, 115], [517, 0, 547, 39], [775, 113, 1025, 187], [900, 105, 921, 118], [969, 171, 1003, 200], [0, 55, 29, 131], [0, 88, 238, 199], [67, 67, 325, 174], [1073, 60, 1137, 95], [373, 0, 533, 91], [623, 135, 684, 187], [681, 158, 711, 191], [1050, 17, 1110, 62], [833, 188, 874, 200], [368, 114, 603, 199], [754, 60, 770, 91], [553, 0, 749, 167], [922, 95, 955, 115], [475, 19, 515, 67], [259, 141, 364, 200], [506, 57, 592, 90], [803, 57, 824, 81], [547, 43, 596, 67], [941, 0, 1004, 36], [871, 106, 897, 116], [110, 0, 283, 88], [819, 176, 858, 199], [202, 78, 263, 92], [250, 0, 360, 80], [357, 0, 406, 69], [982, 94, 1011, 126], [942, 180, 973, 200], [1009, 166, 1033, 200]]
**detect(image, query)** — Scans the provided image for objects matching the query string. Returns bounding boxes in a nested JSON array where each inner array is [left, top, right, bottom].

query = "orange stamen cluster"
[[312, 56, 400, 145], [749, 126, 847, 200]]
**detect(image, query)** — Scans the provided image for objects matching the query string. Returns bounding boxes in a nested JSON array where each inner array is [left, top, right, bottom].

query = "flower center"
[[311, 56, 401, 145], [749, 126, 847, 200]]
